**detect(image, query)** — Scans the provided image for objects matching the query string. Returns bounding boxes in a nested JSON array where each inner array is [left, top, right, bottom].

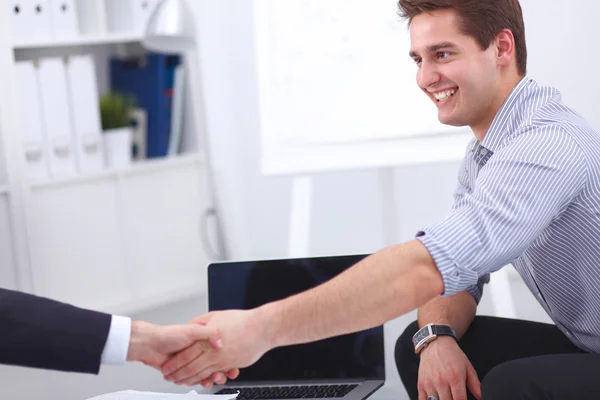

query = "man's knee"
[[481, 360, 537, 400], [395, 320, 420, 379]]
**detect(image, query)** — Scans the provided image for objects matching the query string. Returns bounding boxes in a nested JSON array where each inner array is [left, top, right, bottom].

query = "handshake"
[[128, 309, 272, 388]]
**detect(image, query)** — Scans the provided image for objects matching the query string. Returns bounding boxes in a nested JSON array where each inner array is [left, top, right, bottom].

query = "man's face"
[[409, 9, 499, 129]]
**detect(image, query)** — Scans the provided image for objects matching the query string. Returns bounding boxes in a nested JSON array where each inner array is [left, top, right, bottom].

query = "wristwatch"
[[412, 323, 457, 354]]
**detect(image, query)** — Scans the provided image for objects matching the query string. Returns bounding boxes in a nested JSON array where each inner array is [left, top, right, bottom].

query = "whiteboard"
[[254, 0, 472, 175]]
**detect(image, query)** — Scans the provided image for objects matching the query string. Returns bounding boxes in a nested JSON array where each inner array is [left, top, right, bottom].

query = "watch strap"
[[431, 324, 457, 339]]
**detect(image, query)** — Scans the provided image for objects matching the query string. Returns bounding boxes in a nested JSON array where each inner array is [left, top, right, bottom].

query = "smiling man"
[[394, 2, 600, 399], [161, 1, 600, 399]]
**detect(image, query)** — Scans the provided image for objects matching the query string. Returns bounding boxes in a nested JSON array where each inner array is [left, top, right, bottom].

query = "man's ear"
[[496, 29, 515, 68]]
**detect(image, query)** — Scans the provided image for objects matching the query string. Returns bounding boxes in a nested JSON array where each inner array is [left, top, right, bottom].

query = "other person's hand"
[[126, 320, 223, 369]]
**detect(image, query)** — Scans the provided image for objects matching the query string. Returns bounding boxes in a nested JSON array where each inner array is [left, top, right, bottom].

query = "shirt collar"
[[479, 75, 535, 153]]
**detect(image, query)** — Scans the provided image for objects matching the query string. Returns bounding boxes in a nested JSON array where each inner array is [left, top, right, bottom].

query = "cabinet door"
[[120, 164, 209, 302], [28, 180, 131, 310], [0, 194, 18, 290]]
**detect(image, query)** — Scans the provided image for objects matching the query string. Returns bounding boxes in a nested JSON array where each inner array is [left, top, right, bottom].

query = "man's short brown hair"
[[398, 0, 527, 75]]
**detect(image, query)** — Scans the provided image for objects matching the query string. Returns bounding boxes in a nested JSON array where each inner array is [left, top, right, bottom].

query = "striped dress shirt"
[[416, 76, 600, 353]]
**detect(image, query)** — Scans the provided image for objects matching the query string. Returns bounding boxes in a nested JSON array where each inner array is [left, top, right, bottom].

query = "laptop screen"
[[208, 254, 385, 383]]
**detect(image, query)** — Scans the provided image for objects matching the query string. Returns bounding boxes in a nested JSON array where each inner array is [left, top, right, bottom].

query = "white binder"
[[105, 0, 160, 35], [37, 58, 77, 177], [74, 0, 107, 35], [65, 55, 104, 173], [7, 1, 30, 44], [8, 0, 53, 45], [49, 0, 78, 41], [15, 61, 50, 180]]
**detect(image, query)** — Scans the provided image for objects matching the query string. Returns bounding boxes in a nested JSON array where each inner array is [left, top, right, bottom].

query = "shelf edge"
[[13, 33, 143, 50], [29, 154, 203, 190]]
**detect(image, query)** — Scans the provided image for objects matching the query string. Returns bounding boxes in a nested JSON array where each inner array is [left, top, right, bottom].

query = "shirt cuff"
[[101, 315, 132, 365]]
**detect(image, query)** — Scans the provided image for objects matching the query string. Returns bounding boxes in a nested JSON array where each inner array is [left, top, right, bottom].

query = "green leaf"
[[100, 92, 136, 130]]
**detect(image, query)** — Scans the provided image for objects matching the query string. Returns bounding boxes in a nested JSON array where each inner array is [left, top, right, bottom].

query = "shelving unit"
[[13, 33, 144, 50], [0, 1, 216, 314]]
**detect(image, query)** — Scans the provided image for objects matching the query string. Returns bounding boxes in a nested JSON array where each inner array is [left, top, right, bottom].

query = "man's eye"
[[413, 58, 422, 65], [437, 51, 450, 59]]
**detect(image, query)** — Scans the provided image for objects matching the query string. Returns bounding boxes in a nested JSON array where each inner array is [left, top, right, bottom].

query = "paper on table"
[[86, 390, 239, 400]]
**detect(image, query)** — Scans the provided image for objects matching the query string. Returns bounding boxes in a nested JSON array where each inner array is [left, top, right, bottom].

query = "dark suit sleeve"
[[0, 288, 112, 374]]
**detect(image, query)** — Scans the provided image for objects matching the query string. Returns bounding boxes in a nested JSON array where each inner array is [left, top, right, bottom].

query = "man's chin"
[[437, 113, 466, 127]]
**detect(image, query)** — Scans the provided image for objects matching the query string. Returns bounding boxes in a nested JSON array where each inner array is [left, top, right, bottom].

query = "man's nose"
[[417, 61, 441, 91]]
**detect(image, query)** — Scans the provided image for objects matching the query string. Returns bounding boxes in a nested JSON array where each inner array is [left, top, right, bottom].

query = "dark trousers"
[[395, 316, 600, 399]]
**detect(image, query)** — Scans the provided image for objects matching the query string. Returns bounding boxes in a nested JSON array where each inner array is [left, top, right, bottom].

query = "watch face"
[[413, 326, 432, 346]]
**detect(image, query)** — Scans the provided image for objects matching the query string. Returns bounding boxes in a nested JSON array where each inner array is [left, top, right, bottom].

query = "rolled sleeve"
[[416, 229, 480, 296], [466, 274, 490, 305], [416, 129, 586, 297]]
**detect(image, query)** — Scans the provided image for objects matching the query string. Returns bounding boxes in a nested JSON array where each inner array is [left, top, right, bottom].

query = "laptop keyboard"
[[215, 384, 359, 399]]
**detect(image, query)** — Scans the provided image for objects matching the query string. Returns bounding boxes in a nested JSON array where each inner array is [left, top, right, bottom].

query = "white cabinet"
[[21, 156, 212, 314], [0, 194, 18, 290], [27, 179, 130, 310]]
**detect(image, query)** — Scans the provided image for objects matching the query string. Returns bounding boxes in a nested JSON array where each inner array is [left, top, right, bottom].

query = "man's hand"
[[126, 320, 224, 369], [417, 336, 481, 400], [161, 309, 273, 386]]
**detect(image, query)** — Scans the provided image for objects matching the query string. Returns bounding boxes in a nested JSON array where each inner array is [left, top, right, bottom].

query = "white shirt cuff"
[[101, 315, 132, 365]]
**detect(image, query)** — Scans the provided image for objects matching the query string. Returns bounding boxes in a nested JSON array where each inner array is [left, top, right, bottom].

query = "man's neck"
[[471, 74, 524, 142]]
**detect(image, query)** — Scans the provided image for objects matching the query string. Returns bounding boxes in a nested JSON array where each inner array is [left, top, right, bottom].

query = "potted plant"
[[100, 92, 136, 168]]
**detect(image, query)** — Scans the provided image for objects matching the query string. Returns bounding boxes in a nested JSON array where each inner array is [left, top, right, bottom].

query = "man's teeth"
[[434, 89, 456, 101]]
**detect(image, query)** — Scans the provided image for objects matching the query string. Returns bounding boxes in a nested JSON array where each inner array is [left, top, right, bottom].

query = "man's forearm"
[[417, 290, 477, 339], [257, 240, 444, 349]]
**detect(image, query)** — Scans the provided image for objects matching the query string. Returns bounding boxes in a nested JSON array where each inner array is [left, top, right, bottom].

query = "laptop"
[[208, 254, 385, 400]]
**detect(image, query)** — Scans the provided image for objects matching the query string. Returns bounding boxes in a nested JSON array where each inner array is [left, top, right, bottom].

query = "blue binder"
[[110, 53, 181, 158]]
